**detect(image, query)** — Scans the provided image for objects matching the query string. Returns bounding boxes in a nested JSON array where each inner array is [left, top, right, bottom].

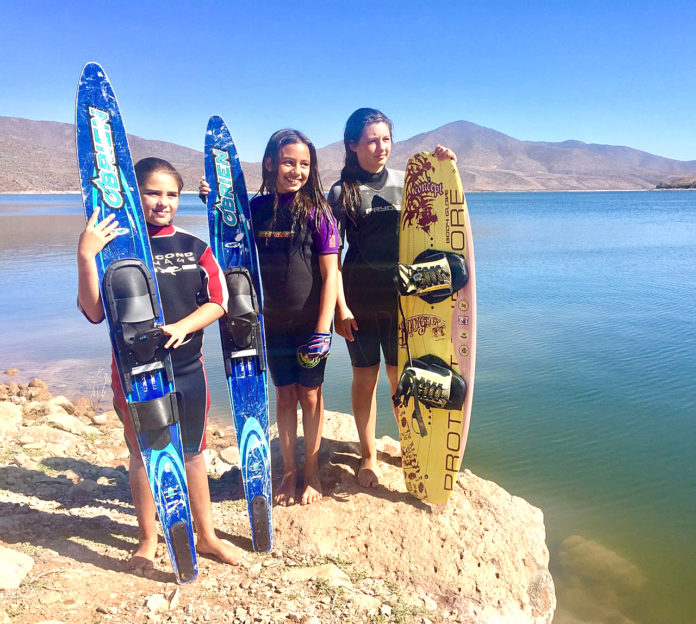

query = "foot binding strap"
[[223, 267, 265, 373], [392, 354, 467, 437], [396, 249, 468, 304], [128, 393, 179, 451], [102, 259, 171, 393]]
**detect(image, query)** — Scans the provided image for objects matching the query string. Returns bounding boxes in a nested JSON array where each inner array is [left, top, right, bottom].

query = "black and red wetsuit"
[[109, 224, 228, 453]]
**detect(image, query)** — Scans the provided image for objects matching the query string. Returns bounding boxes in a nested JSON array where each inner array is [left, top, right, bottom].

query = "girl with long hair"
[[328, 108, 456, 487], [201, 129, 338, 505]]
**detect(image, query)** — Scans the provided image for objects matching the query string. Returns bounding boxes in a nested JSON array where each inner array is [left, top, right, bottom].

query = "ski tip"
[[206, 114, 225, 133], [80, 61, 106, 79]]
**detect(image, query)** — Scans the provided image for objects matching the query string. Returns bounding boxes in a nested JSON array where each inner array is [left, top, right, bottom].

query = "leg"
[[297, 384, 324, 505], [127, 451, 158, 569], [274, 384, 300, 506], [184, 452, 239, 565], [351, 364, 381, 487]]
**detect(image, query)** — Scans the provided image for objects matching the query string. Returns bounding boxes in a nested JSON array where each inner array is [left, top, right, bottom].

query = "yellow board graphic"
[[397, 152, 477, 504]]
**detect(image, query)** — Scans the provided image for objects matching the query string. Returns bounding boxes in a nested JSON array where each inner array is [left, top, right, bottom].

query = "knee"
[[352, 365, 379, 391], [276, 385, 299, 410]]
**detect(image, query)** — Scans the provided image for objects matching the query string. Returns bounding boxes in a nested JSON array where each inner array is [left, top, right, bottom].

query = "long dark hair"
[[258, 128, 330, 233], [134, 157, 184, 192], [339, 108, 393, 222]]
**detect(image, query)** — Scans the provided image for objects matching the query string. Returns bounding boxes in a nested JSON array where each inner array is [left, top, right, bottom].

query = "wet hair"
[[134, 157, 184, 192], [258, 128, 330, 234], [339, 108, 393, 222]]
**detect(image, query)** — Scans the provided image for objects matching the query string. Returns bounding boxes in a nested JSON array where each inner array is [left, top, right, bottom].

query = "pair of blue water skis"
[[75, 62, 272, 584]]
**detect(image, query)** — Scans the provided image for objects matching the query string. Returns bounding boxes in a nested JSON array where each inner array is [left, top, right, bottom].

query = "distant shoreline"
[[0, 188, 682, 197]]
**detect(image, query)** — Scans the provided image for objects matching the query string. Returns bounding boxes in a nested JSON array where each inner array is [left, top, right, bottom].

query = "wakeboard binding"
[[222, 267, 265, 375], [393, 354, 467, 437], [397, 249, 468, 304]]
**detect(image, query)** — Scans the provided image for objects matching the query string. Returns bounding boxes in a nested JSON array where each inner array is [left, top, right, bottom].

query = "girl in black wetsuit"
[[328, 108, 456, 488], [78, 158, 240, 571], [201, 130, 338, 506]]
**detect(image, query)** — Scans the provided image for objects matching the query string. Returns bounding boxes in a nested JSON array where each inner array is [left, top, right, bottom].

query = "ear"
[[348, 141, 358, 154], [264, 157, 272, 172]]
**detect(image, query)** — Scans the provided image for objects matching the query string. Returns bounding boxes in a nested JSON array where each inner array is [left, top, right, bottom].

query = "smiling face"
[[140, 171, 180, 226], [267, 141, 311, 194], [350, 121, 392, 173]]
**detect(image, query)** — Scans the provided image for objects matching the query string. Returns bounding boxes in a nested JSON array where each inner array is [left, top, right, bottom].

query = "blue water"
[[1, 191, 694, 623]]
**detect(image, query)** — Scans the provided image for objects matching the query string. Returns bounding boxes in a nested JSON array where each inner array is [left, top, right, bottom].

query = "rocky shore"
[[0, 371, 555, 624]]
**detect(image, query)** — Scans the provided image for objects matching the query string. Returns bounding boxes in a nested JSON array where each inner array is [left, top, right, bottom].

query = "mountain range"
[[2, 116, 695, 193]]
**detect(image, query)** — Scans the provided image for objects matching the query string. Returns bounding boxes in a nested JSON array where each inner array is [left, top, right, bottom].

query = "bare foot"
[[274, 471, 297, 507], [128, 536, 157, 571], [197, 536, 240, 566], [357, 457, 379, 488], [300, 471, 323, 505]]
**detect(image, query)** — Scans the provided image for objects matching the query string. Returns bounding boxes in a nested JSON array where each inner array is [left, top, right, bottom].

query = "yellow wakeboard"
[[396, 152, 476, 504]]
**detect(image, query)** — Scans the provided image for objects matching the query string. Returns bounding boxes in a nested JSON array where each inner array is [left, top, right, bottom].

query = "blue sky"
[[1, 0, 695, 162]]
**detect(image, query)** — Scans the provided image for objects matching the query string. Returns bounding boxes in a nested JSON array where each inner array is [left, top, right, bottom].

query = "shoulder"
[[250, 194, 272, 210], [385, 168, 405, 186], [152, 225, 209, 256], [327, 181, 343, 214]]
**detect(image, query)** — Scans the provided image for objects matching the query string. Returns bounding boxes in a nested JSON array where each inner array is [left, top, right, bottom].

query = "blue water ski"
[[204, 115, 273, 552], [75, 62, 197, 583]]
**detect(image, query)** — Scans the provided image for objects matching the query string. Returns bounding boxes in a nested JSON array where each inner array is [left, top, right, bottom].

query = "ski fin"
[[170, 520, 197, 583], [250, 495, 272, 552]]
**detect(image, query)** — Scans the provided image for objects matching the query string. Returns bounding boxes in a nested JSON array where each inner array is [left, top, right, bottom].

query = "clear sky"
[[1, 0, 694, 162]]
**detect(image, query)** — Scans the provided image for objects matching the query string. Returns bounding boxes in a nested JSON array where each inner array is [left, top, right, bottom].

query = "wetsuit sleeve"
[[310, 209, 339, 255], [327, 183, 346, 250], [77, 298, 104, 324], [198, 246, 229, 312]]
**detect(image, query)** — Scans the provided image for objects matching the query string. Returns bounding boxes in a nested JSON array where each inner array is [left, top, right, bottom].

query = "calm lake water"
[[1, 191, 694, 623]]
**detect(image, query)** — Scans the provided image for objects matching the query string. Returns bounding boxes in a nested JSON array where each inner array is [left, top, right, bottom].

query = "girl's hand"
[[433, 144, 457, 163], [199, 176, 211, 204], [78, 209, 122, 260], [297, 332, 332, 368], [161, 322, 189, 349], [335, 306, 358, 342]]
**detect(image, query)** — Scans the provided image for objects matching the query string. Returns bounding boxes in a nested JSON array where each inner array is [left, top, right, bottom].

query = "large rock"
[[19, 424, 80, 446], [0, 544, 34, 590], [272, 411, 556, 623], [0, 401, 23, 435], [45, 396, 75, 415], [45, 411, 102, 437]]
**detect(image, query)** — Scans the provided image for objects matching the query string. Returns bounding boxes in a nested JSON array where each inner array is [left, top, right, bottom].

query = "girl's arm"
[[335, 255, 358, 341], [77, 209, 121, 322], [316, 253, 338, 334], [161, 302, 225, 349]]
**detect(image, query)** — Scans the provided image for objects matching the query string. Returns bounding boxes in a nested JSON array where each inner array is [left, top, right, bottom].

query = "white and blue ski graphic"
[[205, 115, 273, 552], [75, 62, 197, 584]]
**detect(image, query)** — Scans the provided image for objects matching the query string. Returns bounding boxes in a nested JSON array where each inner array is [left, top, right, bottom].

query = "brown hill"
[[0, 116, 261, 194], [656, 175, 696, 189], [2, 116, 696, 193]]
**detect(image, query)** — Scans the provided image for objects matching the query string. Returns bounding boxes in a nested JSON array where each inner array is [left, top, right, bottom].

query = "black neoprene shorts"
[[264, 313, 328, 388], [346, 305, 398, 368]]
